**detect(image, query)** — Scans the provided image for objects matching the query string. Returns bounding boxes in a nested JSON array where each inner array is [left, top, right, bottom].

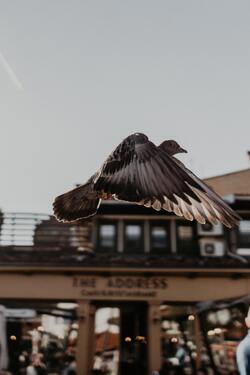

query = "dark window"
[[98, 222, 117, 252], [238, 220, 250, 248], [176, 221, 197, 255], [124, 222, 143, 253], [150, 222, 170, 253]]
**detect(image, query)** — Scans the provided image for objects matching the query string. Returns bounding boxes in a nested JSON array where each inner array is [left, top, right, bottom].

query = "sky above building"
[[0, 1, 250, 213]]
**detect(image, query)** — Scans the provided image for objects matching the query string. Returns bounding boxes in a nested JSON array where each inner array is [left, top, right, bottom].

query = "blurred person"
[[92, 353, 103, 374], [175, 340, 187, 368], [170, 340, 187, 375], [236, 307, 250, 375], [61, 355, 76, 375], [26, 354, 47, 375], [19, 351, 29, 374]]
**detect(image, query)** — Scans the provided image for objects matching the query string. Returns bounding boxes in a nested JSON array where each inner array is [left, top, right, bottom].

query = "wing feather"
[[93, 133, 240, 227]]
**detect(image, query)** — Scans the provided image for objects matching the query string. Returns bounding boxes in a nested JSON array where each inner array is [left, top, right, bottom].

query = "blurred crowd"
[[0, 352, 76, 375]]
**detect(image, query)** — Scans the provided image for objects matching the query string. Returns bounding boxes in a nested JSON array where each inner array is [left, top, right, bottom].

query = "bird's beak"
[[179, 147, 188, 153]]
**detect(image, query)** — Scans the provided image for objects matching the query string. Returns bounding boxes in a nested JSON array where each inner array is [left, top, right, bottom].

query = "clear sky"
[[0, 1, 249, 213]]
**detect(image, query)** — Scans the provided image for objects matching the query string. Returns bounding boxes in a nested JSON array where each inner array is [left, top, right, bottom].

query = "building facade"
[[0, 168, 250, 374]]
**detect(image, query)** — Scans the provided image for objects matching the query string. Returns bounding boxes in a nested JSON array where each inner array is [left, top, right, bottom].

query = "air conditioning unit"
[[237, 248, 250, 256], [200, 239, 225, 257], [198, 222, 223, 236]]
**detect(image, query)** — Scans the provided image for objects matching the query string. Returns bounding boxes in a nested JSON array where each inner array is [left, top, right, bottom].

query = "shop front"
[[0, 268, 249, 374]]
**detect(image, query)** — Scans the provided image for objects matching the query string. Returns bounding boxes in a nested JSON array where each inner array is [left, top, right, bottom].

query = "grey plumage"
[[53, 132, 240, 227]]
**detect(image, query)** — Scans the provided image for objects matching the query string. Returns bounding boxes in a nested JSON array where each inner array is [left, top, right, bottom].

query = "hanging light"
[[171, 337, 178, 343], [214, 328, 222, 334], [207, 330, 215, 336]]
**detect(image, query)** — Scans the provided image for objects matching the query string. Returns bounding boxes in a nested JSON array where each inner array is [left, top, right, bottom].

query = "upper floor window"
[[150, 222, 170, 253], [98, 222, 117, 252], [238, 220, 250, 248], [124, 222, 143, 253], [176, 221, 198, 256]]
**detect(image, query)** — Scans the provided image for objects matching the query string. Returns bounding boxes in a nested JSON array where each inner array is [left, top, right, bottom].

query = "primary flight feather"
[[53, 133, 240, 228]]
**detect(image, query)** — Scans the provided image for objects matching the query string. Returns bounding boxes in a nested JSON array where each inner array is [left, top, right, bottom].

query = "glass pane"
[[205, 306, 245, 373], [5, 302, 77, 374], [151, 224, 168, 251], [93, 308, 120, 375], [238, 220, 250, 248], [178, 226, 193, 240], [93, 304, 147, 375], [124, 223, 143, 253], [176, 222, 198, 256], [99, 224, 116, 250], [160, 304, 215, 374], [239, 221, 250, 233], [126, 225, 141, 238]]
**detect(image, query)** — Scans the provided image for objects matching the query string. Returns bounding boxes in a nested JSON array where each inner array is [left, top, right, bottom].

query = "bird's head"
[[159, 140, 187, 156]]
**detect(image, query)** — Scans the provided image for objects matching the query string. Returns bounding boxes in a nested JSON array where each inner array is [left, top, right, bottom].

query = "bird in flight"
[[53, 133, 240, 227]]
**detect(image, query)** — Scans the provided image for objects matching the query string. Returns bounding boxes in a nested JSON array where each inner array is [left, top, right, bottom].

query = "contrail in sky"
[[0, 51, 23, 90]]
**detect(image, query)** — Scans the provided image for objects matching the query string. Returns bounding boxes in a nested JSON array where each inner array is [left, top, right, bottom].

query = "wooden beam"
[[147, 301, 162, 374], [76, 300, 93, 375]]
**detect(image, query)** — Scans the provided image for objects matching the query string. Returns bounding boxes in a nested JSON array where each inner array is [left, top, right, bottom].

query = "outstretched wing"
[[169, 156, 241, 227], [53, 181, 101, 222], [94, 134, 240, 227]]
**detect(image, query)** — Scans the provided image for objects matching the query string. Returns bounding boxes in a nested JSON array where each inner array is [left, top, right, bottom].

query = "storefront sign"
[[72, 276, 168, 299], [0, 273, 248, 302]]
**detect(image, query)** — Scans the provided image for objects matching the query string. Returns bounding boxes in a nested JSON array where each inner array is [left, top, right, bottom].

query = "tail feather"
[[53, 183, 101, 222]]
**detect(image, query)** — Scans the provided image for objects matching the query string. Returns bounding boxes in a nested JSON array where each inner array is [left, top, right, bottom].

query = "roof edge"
[[204, 168, 250, 181]]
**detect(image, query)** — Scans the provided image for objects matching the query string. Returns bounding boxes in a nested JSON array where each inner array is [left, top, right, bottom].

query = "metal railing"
[[0, 212, 91, 249]]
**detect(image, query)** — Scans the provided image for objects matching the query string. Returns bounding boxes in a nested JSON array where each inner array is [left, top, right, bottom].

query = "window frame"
[[237, 219, 250, 249], [176, 220, 198, 256], [123, 221, 144, 254], [150, 220, 171, 254], [97, 221, 118, 252]]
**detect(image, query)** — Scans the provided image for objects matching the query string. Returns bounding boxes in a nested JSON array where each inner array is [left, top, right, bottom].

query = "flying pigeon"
[[53, 133, 240, 227]]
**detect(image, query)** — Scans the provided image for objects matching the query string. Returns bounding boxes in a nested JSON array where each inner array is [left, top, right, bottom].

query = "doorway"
[[92, 302, 148, 375]]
